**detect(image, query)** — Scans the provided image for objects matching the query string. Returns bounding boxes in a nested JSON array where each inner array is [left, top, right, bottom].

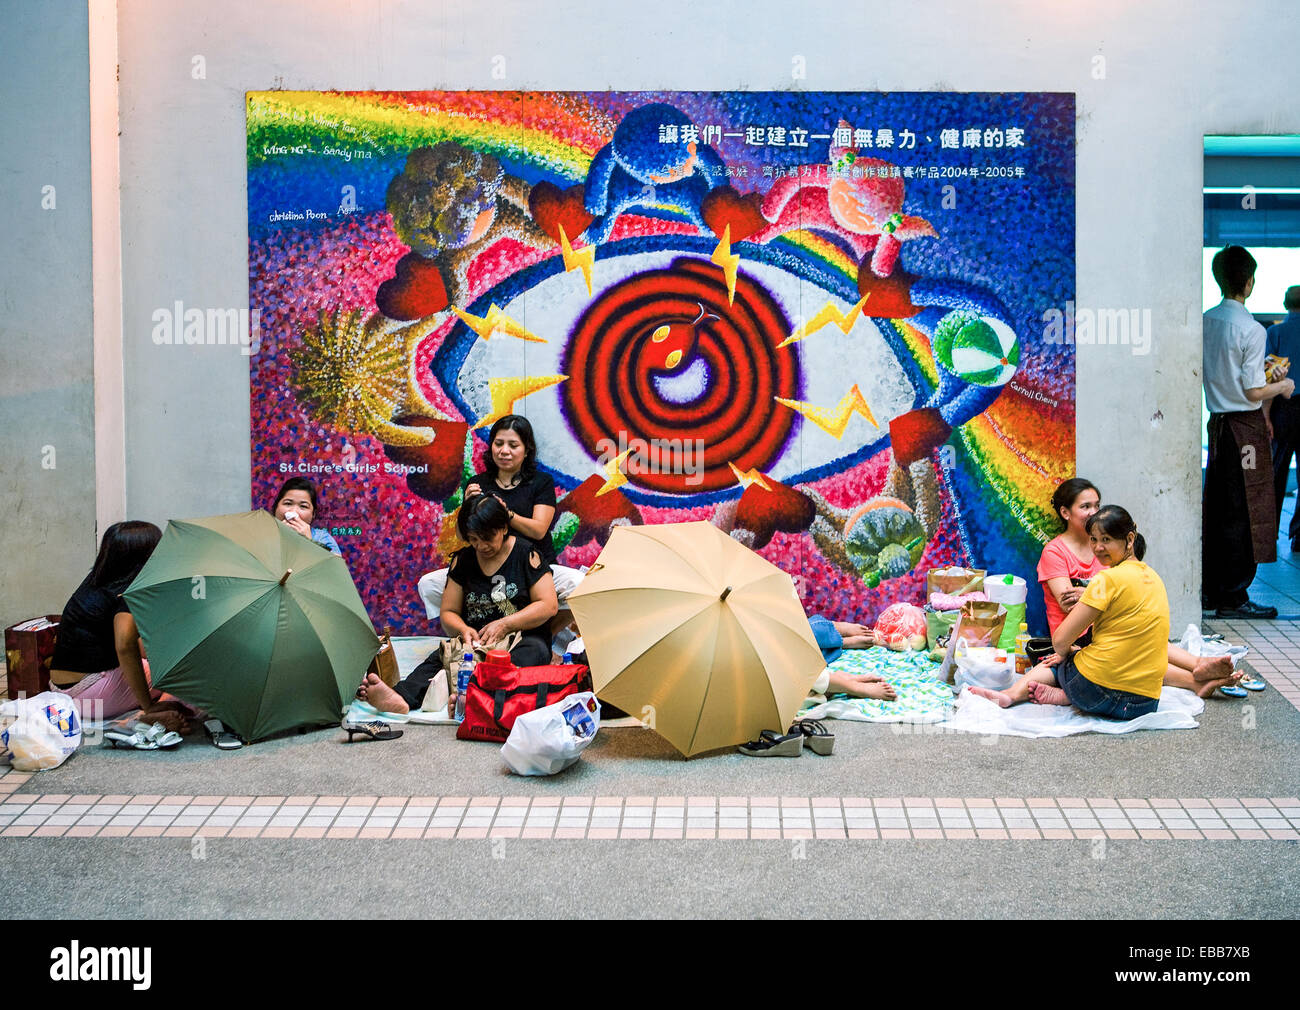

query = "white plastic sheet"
[[939, 685, 1203, 738]]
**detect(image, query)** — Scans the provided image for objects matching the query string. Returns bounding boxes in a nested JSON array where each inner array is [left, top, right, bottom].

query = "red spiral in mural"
[[560, 257, 800, 494]]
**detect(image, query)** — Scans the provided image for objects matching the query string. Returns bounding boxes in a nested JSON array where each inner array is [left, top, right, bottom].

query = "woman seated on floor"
[[973, 505, 1237, 716], [1038, 476, 1102, 632], [806, 614, 896, 701], [270, 476, 342, 555], [418, 415, 583, 618], [48, 521, 191, 730], [360, 494, 559, 714], [1039, 477, 1242, 695]]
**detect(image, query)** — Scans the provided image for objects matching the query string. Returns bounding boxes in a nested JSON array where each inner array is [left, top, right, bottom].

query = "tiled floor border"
[[1, 783, 1297, 841]]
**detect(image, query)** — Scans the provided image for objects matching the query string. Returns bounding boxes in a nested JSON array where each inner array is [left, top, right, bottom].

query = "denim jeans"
[[1055, 652, 1159, 720], [807, 614, 844, 664]]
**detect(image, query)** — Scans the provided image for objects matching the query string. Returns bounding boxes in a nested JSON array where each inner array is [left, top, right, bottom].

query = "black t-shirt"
[[50, 575, 131, 673], [448, 536, 550, 641], [467, 469, 558, 566]]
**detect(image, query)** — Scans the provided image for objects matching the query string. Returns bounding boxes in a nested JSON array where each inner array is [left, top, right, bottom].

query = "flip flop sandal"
[[203, 719, 243, 750], [1238, 674, 1266, 691], [1218, 684, 1249, 698], [341, 719, 403, 742]]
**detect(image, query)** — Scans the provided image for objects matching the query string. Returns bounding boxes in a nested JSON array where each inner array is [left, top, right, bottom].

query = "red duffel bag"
[[456, 657, 592, 743]]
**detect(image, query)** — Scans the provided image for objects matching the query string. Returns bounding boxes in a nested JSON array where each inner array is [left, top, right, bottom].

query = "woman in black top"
[[465, 414, 558, 567], [442, 495, 557, 662], [49, 521, 186, 728], [416, 414, 585, 621], [361, 495, 558, 714]]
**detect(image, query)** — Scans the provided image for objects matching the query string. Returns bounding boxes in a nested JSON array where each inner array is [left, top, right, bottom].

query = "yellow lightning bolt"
[[778, 293, 871, 348], [596, 448, 633, 497], [727, 461, 772, 491], [473, 375, 568, 430], [710, 224, 739, 306], [774, 383, 879, 439], [558, 224, 595, 296], [452, 304, 547, 344]]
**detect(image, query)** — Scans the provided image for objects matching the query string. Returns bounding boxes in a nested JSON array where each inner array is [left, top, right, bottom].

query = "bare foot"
[[831, 672, 895, 699], [859, 681, 896, 701], [136, 707, 191, 734], [1027, 681, 1070, 706], [357, 672, 410, 715], [1195, 670, 1243, 699], [834, 622, 876, 648], [968, 685, 1014, 708], [1192, 655, 1234, 683]]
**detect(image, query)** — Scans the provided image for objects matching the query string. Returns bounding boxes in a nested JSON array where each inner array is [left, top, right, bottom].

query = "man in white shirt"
[[1267, 285, 1300, 550], [1202, 246, 1295, 618]]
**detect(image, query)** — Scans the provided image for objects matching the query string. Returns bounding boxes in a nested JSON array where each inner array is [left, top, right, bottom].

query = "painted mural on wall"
[[247, 91, 1075, 634]]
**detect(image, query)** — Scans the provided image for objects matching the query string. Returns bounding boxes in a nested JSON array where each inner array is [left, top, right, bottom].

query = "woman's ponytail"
[[1086, 505, 1145, 561]]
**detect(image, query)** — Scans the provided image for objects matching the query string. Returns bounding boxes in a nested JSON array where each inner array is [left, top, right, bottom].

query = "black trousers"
[[1202, 413, 1256, 610], [393, 633, 553, 709], [1271, 399, 1300, 543]]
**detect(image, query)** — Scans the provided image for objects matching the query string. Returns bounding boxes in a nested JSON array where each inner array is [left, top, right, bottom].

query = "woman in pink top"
[[1038, 478, 1102, 634], [1035, 478, 1244, 697]]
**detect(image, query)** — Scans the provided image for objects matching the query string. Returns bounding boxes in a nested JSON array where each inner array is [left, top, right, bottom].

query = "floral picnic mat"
[[800, 647, 954, 724]]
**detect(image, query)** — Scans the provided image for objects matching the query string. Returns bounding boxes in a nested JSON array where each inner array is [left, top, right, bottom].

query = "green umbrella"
[[124, 511, 379, 742]]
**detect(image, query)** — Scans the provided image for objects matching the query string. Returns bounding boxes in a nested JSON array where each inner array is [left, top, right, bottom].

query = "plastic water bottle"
[[562, 650, 572, 665], [1014, 622, 1031, 675], [454, 652, 473, 722]]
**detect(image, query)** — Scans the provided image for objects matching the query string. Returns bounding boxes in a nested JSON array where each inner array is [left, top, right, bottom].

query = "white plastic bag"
[[1177, 624, 1249, 668], [501, 692, 600, 776], [0, 692, 82, 772], [953, 642, 1017, 692]]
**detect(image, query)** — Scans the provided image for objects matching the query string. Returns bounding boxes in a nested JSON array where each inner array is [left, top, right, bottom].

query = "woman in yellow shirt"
[[971, 506, 1238, 718]]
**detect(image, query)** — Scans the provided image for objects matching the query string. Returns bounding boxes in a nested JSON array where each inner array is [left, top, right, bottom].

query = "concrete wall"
[[10, 0, 1300, 626], [0, 0, 94, 625]]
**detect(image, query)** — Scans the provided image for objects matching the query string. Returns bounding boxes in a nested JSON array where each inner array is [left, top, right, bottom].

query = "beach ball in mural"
[[933, 310, 1019, 387]]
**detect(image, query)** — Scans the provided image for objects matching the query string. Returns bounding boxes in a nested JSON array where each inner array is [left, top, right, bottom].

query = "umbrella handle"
[[720, 586, 732, 602], [279, 569, 293, 586]]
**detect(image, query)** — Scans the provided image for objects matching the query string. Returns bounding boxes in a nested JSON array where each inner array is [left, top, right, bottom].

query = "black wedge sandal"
[[790, 718, 835, 755], [341, 719, 403, 742], [738, 729, 804, 757]]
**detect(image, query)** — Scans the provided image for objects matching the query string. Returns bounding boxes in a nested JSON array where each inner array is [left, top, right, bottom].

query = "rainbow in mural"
[[247, 91, 1075, 635]]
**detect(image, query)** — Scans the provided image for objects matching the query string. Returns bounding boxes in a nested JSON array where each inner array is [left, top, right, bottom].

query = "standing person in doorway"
[[1202, 246, 1294, 619], [1267, 285, 1300, 551]]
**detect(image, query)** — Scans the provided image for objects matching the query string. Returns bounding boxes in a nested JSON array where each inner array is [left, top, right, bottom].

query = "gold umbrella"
[[565, 521, 823, 756]]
